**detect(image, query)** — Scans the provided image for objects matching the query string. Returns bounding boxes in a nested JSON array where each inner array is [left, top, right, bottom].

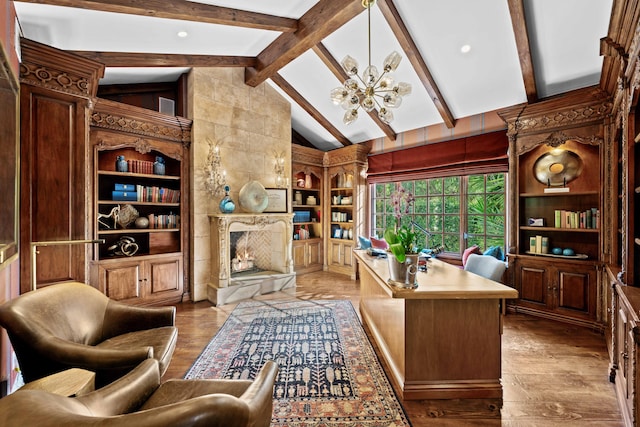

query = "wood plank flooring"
[[165, 270, 622, 426]]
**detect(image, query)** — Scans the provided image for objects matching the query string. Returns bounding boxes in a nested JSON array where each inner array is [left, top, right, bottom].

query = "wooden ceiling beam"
[[270, 73, 352, 147], [312, 43, 397, 141], [16, 0, 298, 32], [506, 0, 538, 103], [68, 51, 256, 68], [245, 0, 365, 87], [377, 0, 456, 129]]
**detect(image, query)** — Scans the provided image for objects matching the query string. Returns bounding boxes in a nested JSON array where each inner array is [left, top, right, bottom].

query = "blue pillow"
[[358, 235, 372, 249], [483, 246, 504, 261]]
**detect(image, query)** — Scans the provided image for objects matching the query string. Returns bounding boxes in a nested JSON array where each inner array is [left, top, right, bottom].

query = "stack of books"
[[553, 208, 599, 229], [112, 183, 180, 203]]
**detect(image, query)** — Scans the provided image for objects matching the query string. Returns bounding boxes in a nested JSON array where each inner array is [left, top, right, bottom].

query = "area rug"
[[184, 299, 410, 427]]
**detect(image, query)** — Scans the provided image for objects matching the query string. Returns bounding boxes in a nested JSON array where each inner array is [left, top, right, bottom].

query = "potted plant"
[[384, 184, 422, 287]]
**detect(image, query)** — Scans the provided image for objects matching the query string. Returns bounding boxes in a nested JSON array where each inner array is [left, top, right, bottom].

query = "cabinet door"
[[146, 255, 182, 302], [308, 241, 322, 267], [556, 266, 596, 317], [292, 242, 307, 269], [342, 242, 354, 268], [96, 260, 143, 302], [517, 261, 551, 307], [329, 241, 344, 266]]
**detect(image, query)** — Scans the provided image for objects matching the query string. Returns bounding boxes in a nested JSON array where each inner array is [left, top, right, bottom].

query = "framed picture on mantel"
[[264, 188, 288, 213]]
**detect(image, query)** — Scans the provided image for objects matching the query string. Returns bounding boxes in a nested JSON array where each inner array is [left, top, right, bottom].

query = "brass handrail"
[[30, 239, 105, 291]]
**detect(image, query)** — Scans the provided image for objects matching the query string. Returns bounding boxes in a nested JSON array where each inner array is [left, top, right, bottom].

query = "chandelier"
[[330, 0, 412, 125]]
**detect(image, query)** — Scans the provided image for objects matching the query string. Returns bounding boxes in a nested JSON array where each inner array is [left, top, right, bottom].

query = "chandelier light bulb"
[[383, 51, 402, 72], [341, 55, 359, 76]]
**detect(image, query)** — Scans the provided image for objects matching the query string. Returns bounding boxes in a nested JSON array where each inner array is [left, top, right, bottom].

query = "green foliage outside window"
[[371, 173, 506, 257]]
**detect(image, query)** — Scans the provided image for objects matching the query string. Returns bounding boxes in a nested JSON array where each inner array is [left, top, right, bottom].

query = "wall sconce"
[[204, 138, 226, 197], [274, 151, 286, 188]]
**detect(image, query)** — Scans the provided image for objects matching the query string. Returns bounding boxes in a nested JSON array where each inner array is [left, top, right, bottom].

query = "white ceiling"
[[14, 0, 613, 151]]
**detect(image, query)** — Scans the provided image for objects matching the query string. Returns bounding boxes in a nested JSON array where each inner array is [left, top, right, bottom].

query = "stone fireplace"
[[208, 213, 295, 306]]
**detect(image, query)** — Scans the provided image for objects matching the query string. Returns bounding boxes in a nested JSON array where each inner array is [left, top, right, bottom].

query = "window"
[[371, 173, 506, 256]]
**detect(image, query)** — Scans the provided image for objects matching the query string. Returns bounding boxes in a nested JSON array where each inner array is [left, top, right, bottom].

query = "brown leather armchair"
[[0, 359, 278, 427], [0, 282, 177, 387]]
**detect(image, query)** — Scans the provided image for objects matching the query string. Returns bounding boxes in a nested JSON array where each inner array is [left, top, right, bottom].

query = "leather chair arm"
[[79, 359, 160, 416], [103, 302, 175, 338], [97, 395, 251, 427], [39, 336, 153, 370]]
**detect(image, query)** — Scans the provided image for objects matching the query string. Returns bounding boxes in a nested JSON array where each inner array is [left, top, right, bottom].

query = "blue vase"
[[219, 185, 235, 214], [153, 156, 165, 175], [116, 155, 128, 172]]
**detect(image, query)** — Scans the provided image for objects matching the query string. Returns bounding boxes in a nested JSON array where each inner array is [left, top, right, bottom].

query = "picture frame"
[[264, 188, 288, 213], [333, 227, 343, 239]]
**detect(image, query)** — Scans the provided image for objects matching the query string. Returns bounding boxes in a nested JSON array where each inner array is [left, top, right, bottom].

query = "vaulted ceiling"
[[13, 0, 613, 151]]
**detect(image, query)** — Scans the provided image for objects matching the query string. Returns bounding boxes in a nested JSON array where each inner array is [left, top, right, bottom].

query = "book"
[[554, 210, 561, 228], [529, 236, 536, 253], [535, 235, 542, 254], [541, 237, 549, 254], [114, 183, 135, 191], [112, 191, 138, 201]]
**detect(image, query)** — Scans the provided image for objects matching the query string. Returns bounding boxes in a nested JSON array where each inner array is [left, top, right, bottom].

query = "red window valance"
[[367, 131, 509, 183]]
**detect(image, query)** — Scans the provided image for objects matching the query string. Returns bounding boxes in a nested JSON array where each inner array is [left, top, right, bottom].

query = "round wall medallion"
[[533, 149, 583, 186], [238, 180, 269, 213]]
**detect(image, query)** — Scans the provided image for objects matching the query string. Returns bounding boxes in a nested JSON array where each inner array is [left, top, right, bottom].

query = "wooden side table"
[[21, 368, 95, 396]]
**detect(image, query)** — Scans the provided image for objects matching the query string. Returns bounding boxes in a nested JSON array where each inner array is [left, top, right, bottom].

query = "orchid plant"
[[383, 184, 421, 263]]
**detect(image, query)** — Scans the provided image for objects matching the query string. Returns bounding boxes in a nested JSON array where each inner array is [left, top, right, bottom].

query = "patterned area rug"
[[185, 300, 410, 427]]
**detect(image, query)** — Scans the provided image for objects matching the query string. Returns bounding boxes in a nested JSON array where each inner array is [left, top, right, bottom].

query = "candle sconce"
[[274, 151, 286, 188], [204, 138, 226, 197]]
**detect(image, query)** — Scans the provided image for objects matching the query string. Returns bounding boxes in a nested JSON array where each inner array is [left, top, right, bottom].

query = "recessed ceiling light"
[[460, 44, 471, 54], [177, 31, 188, 38]]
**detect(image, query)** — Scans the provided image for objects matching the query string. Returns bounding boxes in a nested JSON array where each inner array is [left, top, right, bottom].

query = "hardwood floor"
[[165, 270, 623, 426]]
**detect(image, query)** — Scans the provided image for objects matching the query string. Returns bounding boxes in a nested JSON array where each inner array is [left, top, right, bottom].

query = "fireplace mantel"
[[207, 213, 295, 306]]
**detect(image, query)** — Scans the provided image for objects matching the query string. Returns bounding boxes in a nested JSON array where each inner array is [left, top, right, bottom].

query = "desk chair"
[[464, 253, 507, 282]]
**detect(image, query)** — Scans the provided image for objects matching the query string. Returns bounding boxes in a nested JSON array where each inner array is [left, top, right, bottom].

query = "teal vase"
[[219, 185, 235, 214]]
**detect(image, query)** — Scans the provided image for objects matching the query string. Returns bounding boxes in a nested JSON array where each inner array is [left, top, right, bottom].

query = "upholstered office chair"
[[0, 282, 177, 387], [0, 359, 279, 427], [464, 253, 507, 282]]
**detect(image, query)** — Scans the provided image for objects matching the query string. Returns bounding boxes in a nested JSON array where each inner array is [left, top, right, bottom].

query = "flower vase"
[[219, 185, 235, 214], [387, 253, 419, 288], [116, 155, 128, 172]]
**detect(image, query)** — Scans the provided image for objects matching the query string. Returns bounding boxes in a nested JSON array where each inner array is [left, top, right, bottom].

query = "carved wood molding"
[[91, 111, 190, 143], [19, 38, 104, 99], [323, 143, 371, 167], [95, 137, 184, 161], [91, 98, 192, 145], [515, 131, 604, 156], [506, 100, 612, 136]]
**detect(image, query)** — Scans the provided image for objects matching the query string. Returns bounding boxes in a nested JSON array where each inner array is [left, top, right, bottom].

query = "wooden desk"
[[21, 368, 95, 396], [354, 250, 518, 400]]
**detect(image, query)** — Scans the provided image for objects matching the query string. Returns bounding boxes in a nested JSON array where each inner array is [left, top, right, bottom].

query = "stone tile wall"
[[188, 68, 291, 301]]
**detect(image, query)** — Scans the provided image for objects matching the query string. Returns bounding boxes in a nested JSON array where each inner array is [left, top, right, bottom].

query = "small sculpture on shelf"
[[153, 156, 165, 175], [108, 236, 139, 257]]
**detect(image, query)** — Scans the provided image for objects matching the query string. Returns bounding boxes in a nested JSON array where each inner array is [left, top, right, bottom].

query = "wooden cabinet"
[[93, 253, 183, 306], [324, 144, 369, 278], [291, 144, 324, 274], [498, 88, 610, 328], [610, 274, 640, 427], [290, 143, 370, 278], [89, 98, 191, 306], [292, 240, 322, 273], [19, 39, 105, 293], [514, 256, 597, 324]]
